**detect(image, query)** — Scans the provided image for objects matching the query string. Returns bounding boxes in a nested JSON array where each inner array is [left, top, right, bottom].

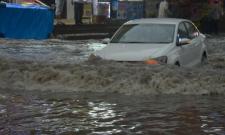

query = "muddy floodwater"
[[0, 36, 225, 135]]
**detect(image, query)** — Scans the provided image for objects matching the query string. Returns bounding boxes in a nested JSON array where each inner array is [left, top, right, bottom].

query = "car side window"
[[178, 23, 189, 39], [184, 22, 199, 39]]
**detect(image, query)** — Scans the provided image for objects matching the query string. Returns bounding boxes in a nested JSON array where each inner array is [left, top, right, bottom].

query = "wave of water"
[[0, 37, 225, 95]]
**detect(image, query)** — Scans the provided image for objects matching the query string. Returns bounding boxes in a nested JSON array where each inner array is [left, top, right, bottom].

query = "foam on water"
[[0, 37, 224, 95]]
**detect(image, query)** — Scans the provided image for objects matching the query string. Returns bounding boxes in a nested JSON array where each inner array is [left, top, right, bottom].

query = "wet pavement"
[[0, 36, 225, 134]]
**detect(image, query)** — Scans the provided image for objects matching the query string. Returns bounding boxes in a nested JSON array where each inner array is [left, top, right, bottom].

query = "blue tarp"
[[0, 3, 54, 39]]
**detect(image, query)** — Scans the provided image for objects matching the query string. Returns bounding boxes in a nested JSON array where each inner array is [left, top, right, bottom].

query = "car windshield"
[[111, 24, 175, 43]]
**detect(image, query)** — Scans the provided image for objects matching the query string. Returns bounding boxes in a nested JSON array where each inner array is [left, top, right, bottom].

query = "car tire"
[[201, 53, 208, 65]]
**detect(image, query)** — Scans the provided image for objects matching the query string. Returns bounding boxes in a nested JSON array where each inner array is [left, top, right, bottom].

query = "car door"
[[184, 22, 202, 64], [177, 22, 193, 66]]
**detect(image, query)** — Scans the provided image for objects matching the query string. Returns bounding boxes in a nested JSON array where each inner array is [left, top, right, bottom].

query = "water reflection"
[[88, 102, 122, 135], [201, 112, 225, 134], [0, 92, 225, 135], [88, 102, 116, 119]]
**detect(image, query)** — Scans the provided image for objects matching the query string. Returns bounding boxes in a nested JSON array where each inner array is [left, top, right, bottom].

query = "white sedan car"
[[94, 18, 207, 67]]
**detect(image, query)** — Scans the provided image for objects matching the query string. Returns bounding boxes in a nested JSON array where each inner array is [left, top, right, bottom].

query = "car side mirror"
[[102, 38, 110, 44], [190, 32, 199, 39], [177, 38, 191, 46]]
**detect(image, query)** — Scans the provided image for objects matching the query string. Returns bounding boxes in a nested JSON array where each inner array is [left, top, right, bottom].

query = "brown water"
[[0, 36, 225, 135], [0, 91, 225, 135]]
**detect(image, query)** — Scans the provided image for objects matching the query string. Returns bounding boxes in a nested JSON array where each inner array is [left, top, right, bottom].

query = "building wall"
[[144, 0, 160, 18]]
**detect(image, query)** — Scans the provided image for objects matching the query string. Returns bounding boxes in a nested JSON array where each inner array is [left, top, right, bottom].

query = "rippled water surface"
[[1, 91, 225, 135], [0, 39, 103, 64], [0, 36, 225, 134]]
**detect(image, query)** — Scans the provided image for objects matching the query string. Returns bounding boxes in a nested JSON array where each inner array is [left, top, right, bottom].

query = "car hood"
[[95, 43, 173, 61]]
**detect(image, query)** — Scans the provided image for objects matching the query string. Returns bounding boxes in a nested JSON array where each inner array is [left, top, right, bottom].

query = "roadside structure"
[[4, 0, 224, 32]]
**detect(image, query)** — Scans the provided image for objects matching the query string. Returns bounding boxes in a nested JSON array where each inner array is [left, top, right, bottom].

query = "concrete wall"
[[67, 0, 74, 20]]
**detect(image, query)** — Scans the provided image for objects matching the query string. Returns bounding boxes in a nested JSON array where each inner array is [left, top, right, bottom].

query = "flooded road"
[[0, 39, 101, 64], [1, 91, 225, 135], [0, 36, 225, 134]]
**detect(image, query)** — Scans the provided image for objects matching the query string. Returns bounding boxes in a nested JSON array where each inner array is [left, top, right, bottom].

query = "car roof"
[[124, 18, 190, 25]]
